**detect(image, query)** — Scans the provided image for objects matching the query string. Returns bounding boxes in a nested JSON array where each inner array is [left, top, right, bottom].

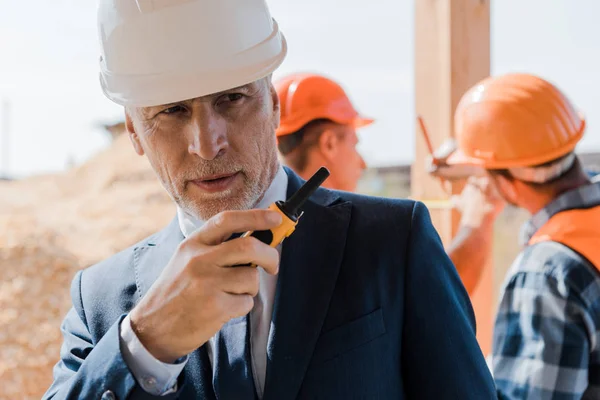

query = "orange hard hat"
[[274, 73, 374, 137], [448, 73, 586, 169]]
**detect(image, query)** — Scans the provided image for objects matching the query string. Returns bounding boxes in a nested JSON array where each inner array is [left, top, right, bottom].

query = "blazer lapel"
[[263, 170, 352, 400], [132, 216, 214, 398], [133, 216, 183, 299]]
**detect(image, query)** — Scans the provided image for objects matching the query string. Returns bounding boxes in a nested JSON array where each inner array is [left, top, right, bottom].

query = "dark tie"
[[212, 314, 257, 399]]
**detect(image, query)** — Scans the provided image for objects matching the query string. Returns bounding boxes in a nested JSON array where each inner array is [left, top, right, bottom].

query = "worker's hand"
[[128, 209, 282, 363], [451, 176, 505, 229]]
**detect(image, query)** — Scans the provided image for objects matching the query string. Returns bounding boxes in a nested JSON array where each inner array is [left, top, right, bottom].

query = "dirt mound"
[[0, 133, 175, 399]]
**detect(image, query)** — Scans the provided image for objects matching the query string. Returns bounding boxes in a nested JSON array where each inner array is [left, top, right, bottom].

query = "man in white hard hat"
[[44, 1, 496, 399]]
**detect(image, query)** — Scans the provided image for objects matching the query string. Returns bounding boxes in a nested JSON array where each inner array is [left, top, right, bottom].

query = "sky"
[[0, 0, 599, 178]]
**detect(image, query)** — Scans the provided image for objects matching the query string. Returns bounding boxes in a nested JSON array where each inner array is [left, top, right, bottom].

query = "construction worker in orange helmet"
[[274, 73, 373, 192], [430, 72, 600, 399]]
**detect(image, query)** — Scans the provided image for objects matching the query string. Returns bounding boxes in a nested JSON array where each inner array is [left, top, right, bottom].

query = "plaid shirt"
[[493, 180, 600, 399]]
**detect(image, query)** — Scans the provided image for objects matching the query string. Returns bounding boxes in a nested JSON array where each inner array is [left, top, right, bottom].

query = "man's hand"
[[129, 209, 283, 363], [451, 176, 505, 229]]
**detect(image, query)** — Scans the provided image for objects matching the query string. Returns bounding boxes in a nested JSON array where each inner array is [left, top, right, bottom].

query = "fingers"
[[212, 237, 280, 275], [219, 266, 260, 296], [466, 176, 480, 185], [450, 194, 463, 211], [470, 176, 503, 204], [192, 209, 283, 245], [221, 294, 255, 320], [465, 177, 492, 198]]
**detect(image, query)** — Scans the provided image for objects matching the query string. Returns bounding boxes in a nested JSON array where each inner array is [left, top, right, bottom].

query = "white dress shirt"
[[120, 166, 288, 396]]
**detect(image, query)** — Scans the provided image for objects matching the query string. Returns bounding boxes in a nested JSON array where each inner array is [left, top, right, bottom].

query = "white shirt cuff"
[[120, 314, 188, 395]]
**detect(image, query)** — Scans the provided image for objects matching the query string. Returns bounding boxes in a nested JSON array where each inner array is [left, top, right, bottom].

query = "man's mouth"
[[189, 172, 241, 193]]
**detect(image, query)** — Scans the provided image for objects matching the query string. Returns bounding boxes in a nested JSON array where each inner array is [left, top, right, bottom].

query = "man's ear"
[[125, 109, 145, 156], [317, 128, 339, 161]]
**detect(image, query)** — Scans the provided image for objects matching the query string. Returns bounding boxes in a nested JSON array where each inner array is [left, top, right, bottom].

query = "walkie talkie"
[[242, 166, 330, 248]]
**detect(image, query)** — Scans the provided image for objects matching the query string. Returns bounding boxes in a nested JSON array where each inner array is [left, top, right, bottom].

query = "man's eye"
[[219, 93, 244, 105], [161, 105, 185, 115], [227, 93, 244, 102]]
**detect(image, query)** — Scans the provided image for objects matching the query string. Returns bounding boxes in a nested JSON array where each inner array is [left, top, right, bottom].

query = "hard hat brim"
[[275, 115, 374, 137], [354, 116, 375, 129]]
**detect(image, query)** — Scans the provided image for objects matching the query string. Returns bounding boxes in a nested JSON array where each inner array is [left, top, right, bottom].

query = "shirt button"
[[101, 390, 116, 400]]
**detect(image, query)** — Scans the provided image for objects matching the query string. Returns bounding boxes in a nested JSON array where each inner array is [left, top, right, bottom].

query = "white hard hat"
[[97, 0, 288, 107]]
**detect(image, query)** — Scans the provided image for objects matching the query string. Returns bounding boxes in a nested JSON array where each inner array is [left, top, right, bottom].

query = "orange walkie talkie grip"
[[232, 166, 329, 268], [241, 202, 302, 248]]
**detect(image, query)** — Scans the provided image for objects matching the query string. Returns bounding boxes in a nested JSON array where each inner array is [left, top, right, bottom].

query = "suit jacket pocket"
[[310, 308, 386, 366]]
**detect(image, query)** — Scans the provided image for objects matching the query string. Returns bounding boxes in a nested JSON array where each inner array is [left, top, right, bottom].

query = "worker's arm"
[[43, 271, 186, 400], [445, 176, 504, 294], [401, 201, 497, 398], [446, 216, 495, 294], [493, 242, 600, 399]]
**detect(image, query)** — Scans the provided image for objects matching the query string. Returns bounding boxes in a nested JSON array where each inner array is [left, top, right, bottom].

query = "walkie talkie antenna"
[[280, 167, 330, 219]]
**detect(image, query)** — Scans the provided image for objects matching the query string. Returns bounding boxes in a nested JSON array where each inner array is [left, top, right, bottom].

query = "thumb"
[[450, 194, 463, 211]]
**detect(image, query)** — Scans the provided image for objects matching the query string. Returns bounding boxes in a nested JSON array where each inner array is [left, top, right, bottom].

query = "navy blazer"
[[45, 169, 497, 399]]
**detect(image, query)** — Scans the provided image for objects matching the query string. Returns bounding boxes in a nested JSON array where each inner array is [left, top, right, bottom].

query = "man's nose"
[[188, 108, 228, 160], [359, 153, 367, 170]]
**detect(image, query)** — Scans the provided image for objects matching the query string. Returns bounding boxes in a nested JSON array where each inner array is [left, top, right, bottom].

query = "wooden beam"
[[412, 0, 493, 355]]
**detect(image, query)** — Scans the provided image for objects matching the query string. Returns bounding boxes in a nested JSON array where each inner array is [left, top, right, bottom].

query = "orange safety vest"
[[529, 205, 600, 269]]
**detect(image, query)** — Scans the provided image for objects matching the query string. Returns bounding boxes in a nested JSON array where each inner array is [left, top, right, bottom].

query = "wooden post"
[[412, 0, 493, 355]]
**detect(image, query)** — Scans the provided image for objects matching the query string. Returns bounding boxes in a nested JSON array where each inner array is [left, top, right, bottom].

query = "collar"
[[519, 181, 600, 245], [177, 165, 289, 238]]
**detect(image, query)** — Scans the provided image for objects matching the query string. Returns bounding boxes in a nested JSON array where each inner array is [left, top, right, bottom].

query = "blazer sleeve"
[[43, 270, 186, 400], [401, 201, 498, 399]]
